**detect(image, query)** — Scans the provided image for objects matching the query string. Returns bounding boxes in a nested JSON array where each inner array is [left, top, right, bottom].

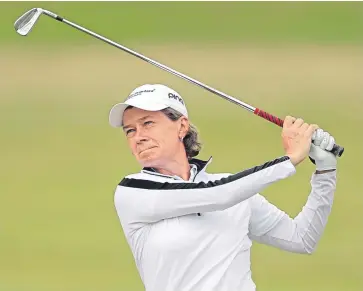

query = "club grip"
[[254, 108, 284, 127], [253, 108, 344, 157]]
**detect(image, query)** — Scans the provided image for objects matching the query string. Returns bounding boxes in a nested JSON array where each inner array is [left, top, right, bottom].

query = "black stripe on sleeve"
[[119, 156, 290, 190]]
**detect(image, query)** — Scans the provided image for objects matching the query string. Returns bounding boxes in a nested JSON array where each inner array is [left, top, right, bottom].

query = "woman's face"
[[122, 107, 188, 168]]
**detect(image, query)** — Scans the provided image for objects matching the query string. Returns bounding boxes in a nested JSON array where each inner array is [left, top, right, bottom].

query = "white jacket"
[[114, 156, 336, 291]]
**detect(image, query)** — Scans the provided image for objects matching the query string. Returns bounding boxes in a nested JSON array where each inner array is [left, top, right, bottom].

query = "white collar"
[[141, 157, 212, 181]]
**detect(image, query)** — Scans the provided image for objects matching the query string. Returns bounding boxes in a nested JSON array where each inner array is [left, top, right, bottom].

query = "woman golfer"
[[109, 84, 337, 291]]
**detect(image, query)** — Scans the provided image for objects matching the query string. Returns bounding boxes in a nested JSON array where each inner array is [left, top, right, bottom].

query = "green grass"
[[1, 1, 363, 45], [0, 44, 362, 291]]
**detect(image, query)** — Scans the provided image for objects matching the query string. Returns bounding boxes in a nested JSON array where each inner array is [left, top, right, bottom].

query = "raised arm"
[[115, 156, 296, 225], [248, 171, 336, 253], [248, 129, 338, 254]]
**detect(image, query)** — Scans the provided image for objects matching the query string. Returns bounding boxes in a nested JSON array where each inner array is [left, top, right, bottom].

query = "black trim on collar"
[[142, 157, 212, 174], [120, 156, 290, 190], [189, 157, 212, 173]]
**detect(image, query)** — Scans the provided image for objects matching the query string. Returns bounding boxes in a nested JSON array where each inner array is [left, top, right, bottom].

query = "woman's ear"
[[179, 116, 189, 139]]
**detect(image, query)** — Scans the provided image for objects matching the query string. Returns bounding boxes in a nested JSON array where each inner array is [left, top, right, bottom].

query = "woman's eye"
[[126, 129, 135, 136], [144, 121, 154, 126]]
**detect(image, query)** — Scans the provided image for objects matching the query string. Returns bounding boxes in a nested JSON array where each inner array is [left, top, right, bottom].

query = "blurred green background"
[[1, 2, 362, 291]]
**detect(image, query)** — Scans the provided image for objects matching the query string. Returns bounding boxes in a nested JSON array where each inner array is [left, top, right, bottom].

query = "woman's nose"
[[134, 128, 149, 144]]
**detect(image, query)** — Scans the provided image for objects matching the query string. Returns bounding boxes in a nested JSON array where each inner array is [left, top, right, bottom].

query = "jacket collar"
[[188, 156, 213, 173], [142, 156, 213, 179]]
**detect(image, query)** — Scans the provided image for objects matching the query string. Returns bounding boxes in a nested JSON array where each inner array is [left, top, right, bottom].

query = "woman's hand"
[[282, 116, 319, 166]]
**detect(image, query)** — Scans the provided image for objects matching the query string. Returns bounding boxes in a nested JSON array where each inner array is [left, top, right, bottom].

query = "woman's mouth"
[[139, 146, 157, 154]]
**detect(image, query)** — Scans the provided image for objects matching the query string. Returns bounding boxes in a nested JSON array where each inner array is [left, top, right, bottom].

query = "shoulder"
[[114, 171, 172, 201], [113, 172, 151, 214], [113, 172, 147, 197], [117, 172, 175, 191]]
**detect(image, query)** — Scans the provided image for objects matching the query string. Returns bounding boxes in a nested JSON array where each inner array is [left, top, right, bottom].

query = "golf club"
[[14, 8, 344, 157]]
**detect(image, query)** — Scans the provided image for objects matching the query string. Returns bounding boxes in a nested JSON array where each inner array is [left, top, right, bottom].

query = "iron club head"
[[14, 8, 43, 36]]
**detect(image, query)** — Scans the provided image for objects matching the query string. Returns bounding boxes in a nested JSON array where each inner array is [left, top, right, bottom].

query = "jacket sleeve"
[[114, 156, 296, 227], [248, 170, 337, 254]]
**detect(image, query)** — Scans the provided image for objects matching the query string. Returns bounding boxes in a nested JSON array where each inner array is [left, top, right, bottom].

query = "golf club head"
[[14, 8, 43, 36]]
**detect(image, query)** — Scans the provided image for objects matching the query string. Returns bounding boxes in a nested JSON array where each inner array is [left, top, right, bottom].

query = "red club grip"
[[253, 108, 345, 157], [254, 108, 284, 127]]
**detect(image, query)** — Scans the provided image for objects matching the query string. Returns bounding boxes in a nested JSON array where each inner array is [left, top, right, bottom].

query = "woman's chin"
[[138, 148, 160, 167]]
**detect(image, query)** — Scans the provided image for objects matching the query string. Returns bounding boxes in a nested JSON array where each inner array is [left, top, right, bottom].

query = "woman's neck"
[[154, 156, 191, 181]]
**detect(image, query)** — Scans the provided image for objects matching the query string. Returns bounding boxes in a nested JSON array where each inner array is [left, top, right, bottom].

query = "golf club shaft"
[[42, 10, 344, 157]]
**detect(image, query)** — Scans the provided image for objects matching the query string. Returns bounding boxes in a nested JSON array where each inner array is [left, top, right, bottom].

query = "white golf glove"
[[309, 128, 337, 171]]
